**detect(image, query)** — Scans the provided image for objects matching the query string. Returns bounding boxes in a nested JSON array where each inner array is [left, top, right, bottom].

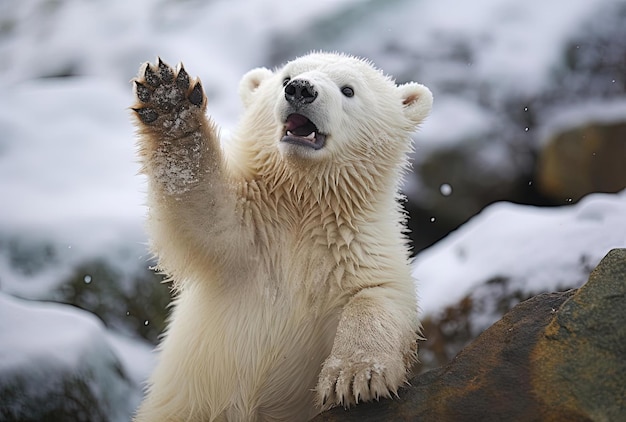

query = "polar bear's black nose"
[[284, 79, 317, 105]]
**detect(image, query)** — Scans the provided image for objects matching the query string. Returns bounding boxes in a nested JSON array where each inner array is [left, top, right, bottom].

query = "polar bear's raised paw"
[[132, 58, 205, 138]]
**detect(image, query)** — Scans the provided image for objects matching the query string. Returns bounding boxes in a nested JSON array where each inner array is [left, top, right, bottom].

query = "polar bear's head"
[[237, 52, 432, 175]]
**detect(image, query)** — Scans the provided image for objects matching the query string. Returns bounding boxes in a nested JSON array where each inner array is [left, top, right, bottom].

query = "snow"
[[414, 191, 626, 316], [0, 79, 140, 231], [415, 97, 497, 151], [538, 98, 626, 146], [0, 292, 147, 421], [0, 0, 624, 418], [0, 292, 106, 371], [105, 331, 156, 388]]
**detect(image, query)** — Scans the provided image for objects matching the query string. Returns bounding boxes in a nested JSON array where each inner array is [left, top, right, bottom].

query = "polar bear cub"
[[132, 52, 432, 422]]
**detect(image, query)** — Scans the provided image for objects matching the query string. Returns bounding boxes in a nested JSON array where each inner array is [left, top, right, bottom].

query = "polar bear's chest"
[[185, 274, 340, 417]]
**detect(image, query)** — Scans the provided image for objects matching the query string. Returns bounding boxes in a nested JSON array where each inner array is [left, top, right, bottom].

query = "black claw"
[[188, 82, 204, 106], [158, 58, 174, 83], [134, 81, 151, 102], [135, 107, 158, 124], [144, 64, 160, 88], [176, 66, 190, 90]]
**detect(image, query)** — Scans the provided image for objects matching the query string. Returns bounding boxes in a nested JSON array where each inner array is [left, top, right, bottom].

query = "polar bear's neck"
[[263, 154, 402, 217]]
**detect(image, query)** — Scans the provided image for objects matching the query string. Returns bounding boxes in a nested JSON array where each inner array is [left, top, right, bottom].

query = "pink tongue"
[[286, 114, 309, 131]]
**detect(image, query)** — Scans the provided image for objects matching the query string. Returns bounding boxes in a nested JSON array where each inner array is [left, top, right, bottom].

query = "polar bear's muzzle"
[[280, 79, 327, 150], [281, 113, 327, 150]]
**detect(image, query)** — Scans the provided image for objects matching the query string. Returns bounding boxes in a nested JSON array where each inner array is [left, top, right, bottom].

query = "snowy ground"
[[414, 191, 626, 317], [1, 0, 624, 419]]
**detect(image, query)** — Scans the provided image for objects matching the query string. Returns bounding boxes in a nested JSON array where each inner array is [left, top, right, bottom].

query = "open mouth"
[[281, 113, 326, 150]]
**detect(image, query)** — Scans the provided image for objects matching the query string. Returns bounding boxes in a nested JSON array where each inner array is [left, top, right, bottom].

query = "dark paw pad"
[[134, 107, 158, 124], [158, 58, 174, 84], [132, 58, 205, 130], [176, 67, 190, 90], [143, 65, 160, 88], [189, 82, 204, 106], [135, 81, 151, 103]]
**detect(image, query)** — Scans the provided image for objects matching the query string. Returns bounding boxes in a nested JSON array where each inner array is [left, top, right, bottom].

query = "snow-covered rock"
[[0, 292, 153, 421], [413, 190, 626, 370]]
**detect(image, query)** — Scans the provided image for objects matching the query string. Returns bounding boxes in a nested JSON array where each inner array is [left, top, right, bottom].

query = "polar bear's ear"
[[239, 67, 274, 108], [398, 82, 433, 125]]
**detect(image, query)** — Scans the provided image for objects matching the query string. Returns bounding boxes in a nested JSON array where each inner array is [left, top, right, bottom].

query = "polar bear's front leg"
[[133, 59, 217, 194], [132, 59, 239, 276], [317, 285, 419, 409]]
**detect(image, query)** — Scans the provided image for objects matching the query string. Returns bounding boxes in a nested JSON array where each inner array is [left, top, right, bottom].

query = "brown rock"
[[531, 248, 626, 421], [416, 276, 543, 373], [313, 248, 626, 422], [536, 121, 626, 202]]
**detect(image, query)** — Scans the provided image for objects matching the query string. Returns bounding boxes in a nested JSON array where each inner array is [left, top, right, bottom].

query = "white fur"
[[133, 53, 432, 421]]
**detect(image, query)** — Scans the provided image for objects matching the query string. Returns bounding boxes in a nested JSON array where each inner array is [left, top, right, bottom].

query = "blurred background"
[[0, 0, 625, 420]]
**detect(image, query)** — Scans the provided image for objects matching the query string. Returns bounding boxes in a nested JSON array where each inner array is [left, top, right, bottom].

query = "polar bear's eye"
[[341, 86, 354, 98], [282, 77, 291, 87]]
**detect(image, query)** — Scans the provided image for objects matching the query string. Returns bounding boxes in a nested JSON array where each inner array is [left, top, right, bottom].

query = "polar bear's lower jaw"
[[281, 113, 327, 150], [281, 132, 326, 150]]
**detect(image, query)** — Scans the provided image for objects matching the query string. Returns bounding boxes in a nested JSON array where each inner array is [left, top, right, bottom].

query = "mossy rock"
[[57, 259, 171, 343]]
